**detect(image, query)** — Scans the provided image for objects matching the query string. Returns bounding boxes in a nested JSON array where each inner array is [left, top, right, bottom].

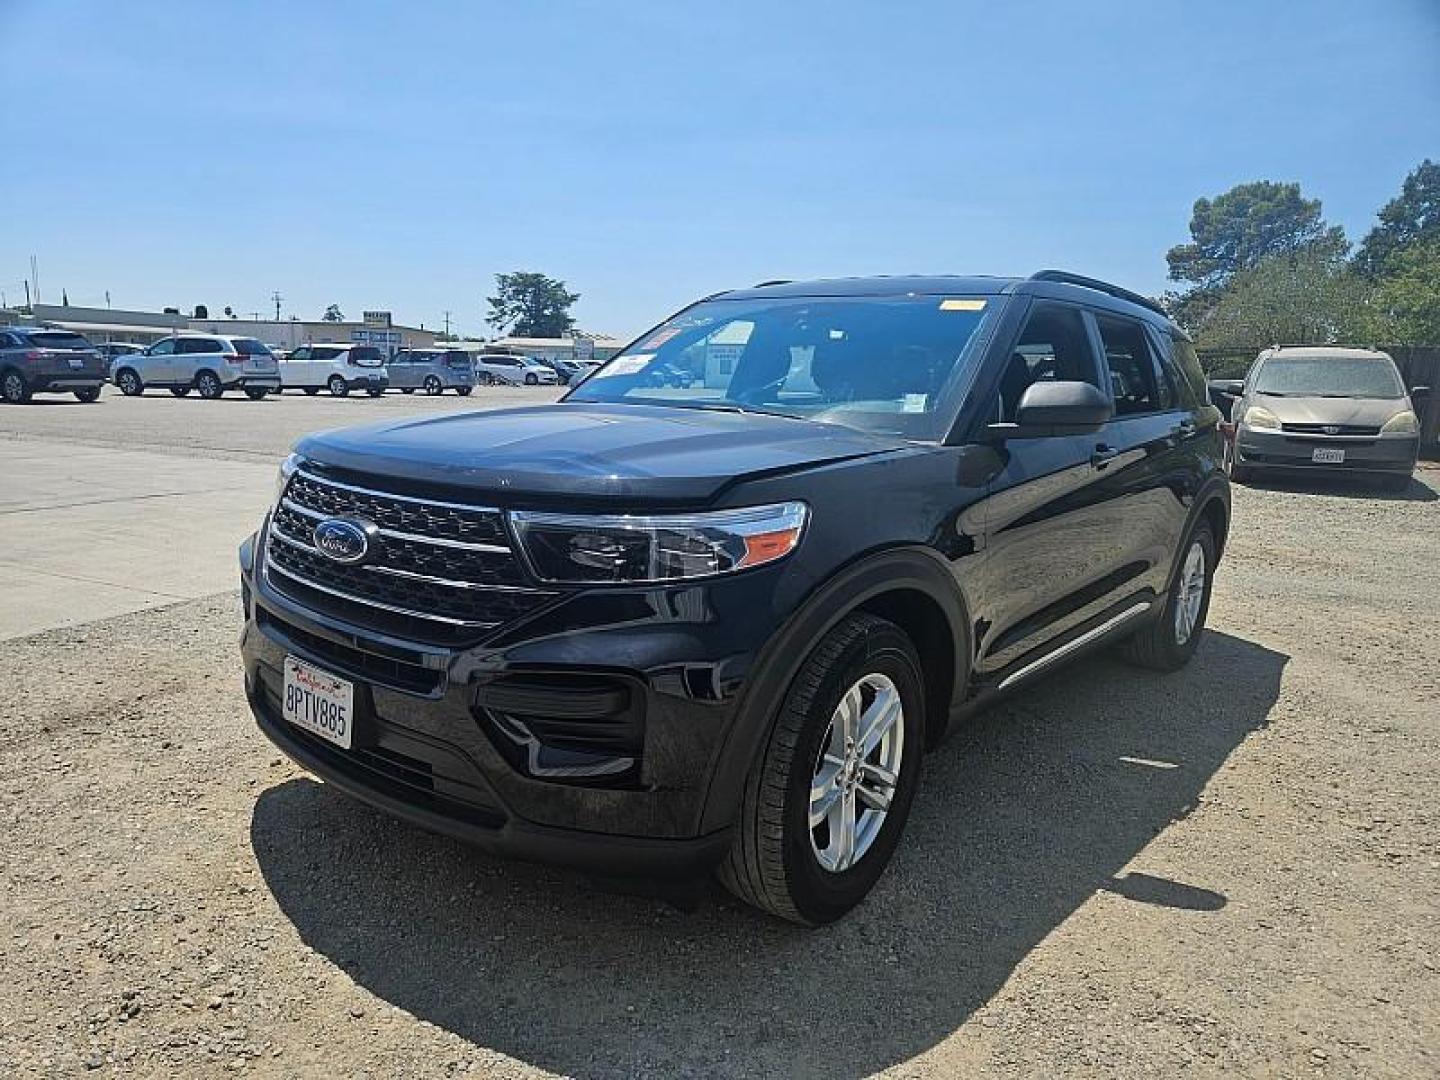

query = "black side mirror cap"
[[988, 380, 1113, 439]]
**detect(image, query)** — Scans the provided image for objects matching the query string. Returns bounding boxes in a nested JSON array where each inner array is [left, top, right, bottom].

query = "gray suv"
[[387, 349, 475, 395], [1223, 346, 1427, 491], [0, 327, 108, 403], [113, 334, 281, 400]]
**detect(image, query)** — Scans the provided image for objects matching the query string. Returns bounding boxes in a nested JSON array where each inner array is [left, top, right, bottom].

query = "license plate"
[[282, 656, 354, 749], [1312, 447, 1345, 464], [67, 355, 84, 369]]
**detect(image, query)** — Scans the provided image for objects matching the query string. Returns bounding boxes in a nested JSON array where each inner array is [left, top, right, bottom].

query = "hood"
[[295, 402, 907, 505], [1253, 391, 1411, 428]]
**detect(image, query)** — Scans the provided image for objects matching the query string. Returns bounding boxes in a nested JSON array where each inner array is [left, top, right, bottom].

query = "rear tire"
[[244, 386, 269, 401], [525, 372, 538, 385], [1119, 524, 1216, 672], [423, 375, 443, 396], [169, 386, 190, 397], [2, 369, 31, 404], [456, 385, 472, 397], [717, 613, 925, 925], [115, 368, 143, 396], [74, 386, 101, 403], [328, 376, 349, 397], [196, 371, 224, 400]]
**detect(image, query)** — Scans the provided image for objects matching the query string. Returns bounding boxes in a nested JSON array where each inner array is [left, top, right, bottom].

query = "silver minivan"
[[112, 334, 281, 400], [387, 349, 475, 395]]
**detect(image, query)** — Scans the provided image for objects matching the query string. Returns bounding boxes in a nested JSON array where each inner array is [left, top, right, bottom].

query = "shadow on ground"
[[251, 630, 1286, 1077], [1240, 470, 1437, 502]]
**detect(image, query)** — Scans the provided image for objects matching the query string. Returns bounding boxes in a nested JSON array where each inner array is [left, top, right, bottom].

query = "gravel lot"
[[1, 389, 1437, 1078]]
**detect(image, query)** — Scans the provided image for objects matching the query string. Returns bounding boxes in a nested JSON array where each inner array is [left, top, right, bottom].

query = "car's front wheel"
[[2, 369, 31, 404], [328, 376, 349, 397], [718, 612, 925, 925], [115, 368, 143, 396], [1119, 523, 1216, 671], [74, 386, 101, 403], [423, 375, 443, 395], [196, 371, 224, 400]]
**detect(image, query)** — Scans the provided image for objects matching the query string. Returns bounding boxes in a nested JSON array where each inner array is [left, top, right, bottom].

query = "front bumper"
[[237, 530, 777, 877], [1236, 426, 1418, 474]]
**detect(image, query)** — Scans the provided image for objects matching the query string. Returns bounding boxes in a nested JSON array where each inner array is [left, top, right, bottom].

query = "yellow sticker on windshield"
[[939, 298, 987, 311]]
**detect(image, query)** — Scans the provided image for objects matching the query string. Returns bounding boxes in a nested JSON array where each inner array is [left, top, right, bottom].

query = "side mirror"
[[990, 380, 1113, 438]]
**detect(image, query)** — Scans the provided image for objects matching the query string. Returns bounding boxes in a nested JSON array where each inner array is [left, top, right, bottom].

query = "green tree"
[[1367, 236, 1440, 345], [485, 272, 579, 338], [322, 304, 345, 322], [1355, 159, 1440, 278], [1167, 181, 1346, 291], [1196, 247, 1373, 349]]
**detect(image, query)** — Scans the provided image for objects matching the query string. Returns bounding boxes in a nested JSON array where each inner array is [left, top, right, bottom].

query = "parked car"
[[473, 353, 560, 386], [534, 356, 597, 385], [279, 344, 388, 397], [239, 270, 1229, 925], [386, 349, 476, 395], [1226, 346, 1426, 490], [97, 341, 146, 369], [0, 327, 108, 403], [112, 334, 280, 400]]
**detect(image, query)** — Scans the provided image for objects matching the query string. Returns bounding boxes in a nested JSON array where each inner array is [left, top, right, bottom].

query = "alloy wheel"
[[809, 673, 905, 873], [1173, 540, 1207, 645]]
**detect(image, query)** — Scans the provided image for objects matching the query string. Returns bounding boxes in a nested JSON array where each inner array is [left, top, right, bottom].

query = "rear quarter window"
[[232, 339, 272, 356]]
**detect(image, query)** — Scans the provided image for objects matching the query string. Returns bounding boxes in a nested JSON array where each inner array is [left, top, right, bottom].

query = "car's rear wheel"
[[169, 386, 190, 397], [2, 369, 31, 404], [423, 375, 443, 395], [718, 612, 925, 925], [115, 368, 143, 396], [244, 386, 269, 400], [456, 385, 472, 397], [525, 372, 539, 385], [74, 386, 101, 403], [477, 371, 494, 386], [196, 371, 224, 399], [1119, 524, 1216, 672], [328, 376, 349, 397]]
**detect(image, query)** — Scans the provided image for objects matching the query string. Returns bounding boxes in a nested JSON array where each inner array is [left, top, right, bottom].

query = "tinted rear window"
[[445, 353, 471, 368], [351, 347, 383, 367], [30, 332, 93, 351], [232, 338, 273, 356]]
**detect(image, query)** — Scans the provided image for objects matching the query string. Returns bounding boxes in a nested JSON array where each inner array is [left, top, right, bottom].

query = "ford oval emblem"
[[312, 518, 373, 564]]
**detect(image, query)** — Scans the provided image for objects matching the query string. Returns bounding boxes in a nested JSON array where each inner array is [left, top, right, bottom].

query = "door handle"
[[1090, 444, 1121, 469]]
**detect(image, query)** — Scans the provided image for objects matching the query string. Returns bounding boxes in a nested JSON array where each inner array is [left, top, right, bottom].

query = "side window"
[[997, 303, 1099, 422], [313, 347, 342, 361], [149, 339, 176, 356], [1094, 315, 1167, 416], [179, 338, 218, 355], [290, 347, 311, 361]]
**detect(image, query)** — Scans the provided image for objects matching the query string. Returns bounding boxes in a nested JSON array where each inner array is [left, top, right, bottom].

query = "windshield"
[[566, 295, 995, 438], [1254, 355, 1404, 399], [30, 331, 93, 351]]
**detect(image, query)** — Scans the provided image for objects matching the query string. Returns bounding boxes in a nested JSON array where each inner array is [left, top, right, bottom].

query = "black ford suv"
[[239, 271, 1229, 924]]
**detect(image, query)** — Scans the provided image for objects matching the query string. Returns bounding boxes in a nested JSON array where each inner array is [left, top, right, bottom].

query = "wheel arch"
[[697, 546, 972, 835]]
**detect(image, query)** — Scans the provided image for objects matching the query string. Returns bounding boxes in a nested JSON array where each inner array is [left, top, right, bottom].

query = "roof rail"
[[1028, 270, 1168, 318], [751, 279, 792, 288]]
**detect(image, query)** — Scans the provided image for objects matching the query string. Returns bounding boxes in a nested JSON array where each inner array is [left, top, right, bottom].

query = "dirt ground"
[[1, 411, 1437, 1076]]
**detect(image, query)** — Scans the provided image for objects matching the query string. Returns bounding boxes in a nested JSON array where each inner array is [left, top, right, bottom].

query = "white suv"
[[474, 353, 560, 386], [113, 334, 280, 400]]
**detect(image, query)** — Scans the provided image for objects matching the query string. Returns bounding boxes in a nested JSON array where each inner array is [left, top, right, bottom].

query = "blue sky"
[[2, 1, 1437, 338]]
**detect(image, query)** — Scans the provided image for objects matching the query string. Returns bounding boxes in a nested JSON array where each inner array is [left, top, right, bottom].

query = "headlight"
[[273, 453, 300, 505], [1381, 410, 1419, 435], [1241, 405, 1281, 430], [510, 502, 808, 584]]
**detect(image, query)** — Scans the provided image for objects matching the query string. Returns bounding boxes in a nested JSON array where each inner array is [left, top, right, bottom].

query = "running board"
[[996, 602, 1153, 691]]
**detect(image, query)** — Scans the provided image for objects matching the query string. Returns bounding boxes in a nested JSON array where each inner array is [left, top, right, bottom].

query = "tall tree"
[[1195, 247, 1372, 349], [1166, 181, 1346, 291], [486, 272, 579, 338], [322, 303, 345, 322], [1367, 236, 1440, 345], [1354, 159, 1440, 278]]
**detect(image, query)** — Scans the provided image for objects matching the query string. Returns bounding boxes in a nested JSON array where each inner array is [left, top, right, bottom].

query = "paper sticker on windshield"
[[641, 328, 681, 349], [903, 393, 928, 413], [939, 298, 986, 311], [592, 353, 653, 378]]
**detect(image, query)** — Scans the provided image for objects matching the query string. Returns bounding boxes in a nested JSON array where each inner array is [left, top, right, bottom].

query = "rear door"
[[175, 338, 221, 384], [1081, 310, 1198, 606], [969, 300, 1121, 678]]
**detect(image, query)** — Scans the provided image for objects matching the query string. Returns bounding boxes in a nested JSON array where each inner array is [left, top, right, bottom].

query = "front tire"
[[1119, 524, 1216, 672], [244, 386, 270, 401], [525, 372, 539, 385], [718, 613, 925, 925], [74, 386, 101, 403], [328, 376, 349, 397], [423, 375, 443, 396], [455, 385, 472, 397], [2, 369, 31, 404], [366, 387, 384, 397], [115, 368, 143, 396]]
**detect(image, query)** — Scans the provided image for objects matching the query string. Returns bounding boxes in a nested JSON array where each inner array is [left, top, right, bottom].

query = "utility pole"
[[30, 256, 39, 305], [443, 310, 452, 337], [272, 291, 283, 321]]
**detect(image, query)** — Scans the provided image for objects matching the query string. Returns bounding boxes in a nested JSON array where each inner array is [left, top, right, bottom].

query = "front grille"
[[1281, 422, 1382, 436], [265, 469, 558, 643]]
